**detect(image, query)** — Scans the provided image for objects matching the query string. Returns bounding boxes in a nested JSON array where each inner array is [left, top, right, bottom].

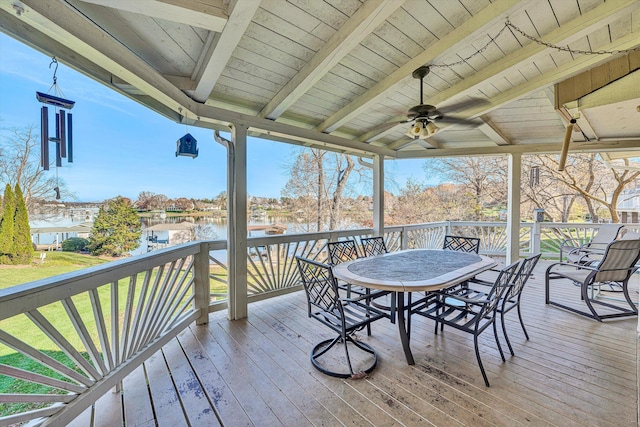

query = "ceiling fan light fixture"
[[406, 119, 439, 139], [425, 121, 439, 137], [406, 120, 424, 138]]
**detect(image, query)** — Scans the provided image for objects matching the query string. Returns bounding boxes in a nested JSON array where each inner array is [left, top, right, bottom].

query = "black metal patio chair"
[[441, 254, 541, 356], [296, 256, 388, 379], [442, 235, 482, 292], [545, 238, 640, 321], [410, 261, 520, 387], [360, 236, 396, 314], [326, 240, 389, 304], [443, 235, 481, 253], [361, 236, 388, 257]]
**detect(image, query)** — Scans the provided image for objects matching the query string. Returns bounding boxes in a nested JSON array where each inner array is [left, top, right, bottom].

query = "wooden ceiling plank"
[[316, 0, 528, 133], [258, 0, 404, 120], [446, 33, 640, 121], [401, 0, 640, 122], [192, 0, 261, 102], [76, 0, 227, 32]]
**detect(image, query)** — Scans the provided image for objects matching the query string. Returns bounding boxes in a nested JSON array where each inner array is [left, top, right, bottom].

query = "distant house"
[[144, 221, 196, 251], [617, 189, 640, 223]]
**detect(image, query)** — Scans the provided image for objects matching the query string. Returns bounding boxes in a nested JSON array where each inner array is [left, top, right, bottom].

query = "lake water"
[[30, 213, 309, 255]]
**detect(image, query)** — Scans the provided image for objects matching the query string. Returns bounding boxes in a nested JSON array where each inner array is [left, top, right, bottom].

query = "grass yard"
[[0, 251, 110, 289]]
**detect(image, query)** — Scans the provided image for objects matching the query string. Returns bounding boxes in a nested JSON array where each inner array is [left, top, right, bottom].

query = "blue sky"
[[0, 33, 430, 202]]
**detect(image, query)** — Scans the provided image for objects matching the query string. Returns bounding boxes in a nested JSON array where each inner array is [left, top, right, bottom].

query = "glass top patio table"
[[332, 249, 497, 365]]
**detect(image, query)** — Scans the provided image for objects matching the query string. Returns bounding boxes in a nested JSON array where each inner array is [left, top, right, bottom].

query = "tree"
[[423, 157, 506, 220], [0, 184, 15, 263], [88, 196, 142, 256], [282, 148, 360, 231], [0, 125, 71, 212], [13, 184, 33, 264], [535, 154, 640, 223]]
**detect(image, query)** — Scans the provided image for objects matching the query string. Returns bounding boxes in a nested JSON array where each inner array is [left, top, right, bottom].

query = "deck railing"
[[2, 220, 637, 425]]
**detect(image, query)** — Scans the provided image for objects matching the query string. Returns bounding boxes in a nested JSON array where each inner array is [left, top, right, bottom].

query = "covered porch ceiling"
[[1, 0, 640, 159]]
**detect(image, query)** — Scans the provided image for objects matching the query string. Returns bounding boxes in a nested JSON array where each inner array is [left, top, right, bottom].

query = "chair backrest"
[[443, 235, 480, 253], [589, 224, 625, 247], [296, 256, 342, 316], [326, 240, 360, 265], [361, 236, 388, 257], [621, 230, 640, 240], [593, 239, 640, 283], [481, 261, 520, 317], [505, 253, 541, 300]]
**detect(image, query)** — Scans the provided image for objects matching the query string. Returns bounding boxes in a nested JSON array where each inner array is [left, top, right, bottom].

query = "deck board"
[[68, 260, 639, 426]]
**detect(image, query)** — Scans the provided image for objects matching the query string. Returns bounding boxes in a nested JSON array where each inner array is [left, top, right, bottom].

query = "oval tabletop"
[[332, 249, 497, 292]]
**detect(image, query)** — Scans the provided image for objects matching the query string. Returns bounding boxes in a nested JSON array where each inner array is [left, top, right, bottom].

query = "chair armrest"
[[431, 290, 490, 305], [548, 261, 599, 273]]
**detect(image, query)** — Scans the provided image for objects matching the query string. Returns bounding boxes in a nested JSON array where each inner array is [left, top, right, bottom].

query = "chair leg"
[[474, 334, 490, 387], [499, 311, 514, 357], [516, 303, 529, 340], [310, 334, 378, 379], [492, 320, 506, 361]]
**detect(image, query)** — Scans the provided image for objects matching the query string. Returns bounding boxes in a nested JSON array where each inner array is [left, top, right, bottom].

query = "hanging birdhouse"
[[37, 58, 75, 171], [176, 133, 198, 158]]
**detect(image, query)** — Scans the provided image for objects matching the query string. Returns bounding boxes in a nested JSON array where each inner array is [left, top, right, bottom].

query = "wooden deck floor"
[[70, 260, 639, 426]]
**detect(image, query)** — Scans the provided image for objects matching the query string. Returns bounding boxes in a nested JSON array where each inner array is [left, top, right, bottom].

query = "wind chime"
[[37, 57, 75, 198]]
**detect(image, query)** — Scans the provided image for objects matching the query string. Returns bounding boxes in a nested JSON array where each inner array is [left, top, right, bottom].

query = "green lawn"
[[0, 251, 110, 289]]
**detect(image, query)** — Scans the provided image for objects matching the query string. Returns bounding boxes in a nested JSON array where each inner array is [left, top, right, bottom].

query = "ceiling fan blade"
[[435, 116, 483, 127], [436, 98, 489, 114], [369, 118, 411, 131]]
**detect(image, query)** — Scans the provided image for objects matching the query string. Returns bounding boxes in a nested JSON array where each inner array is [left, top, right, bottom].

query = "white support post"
[[373, 154, 384, 236], [230, 124, 248, 320], [193, 242, 210, 325], [507, 153, 522, 264]]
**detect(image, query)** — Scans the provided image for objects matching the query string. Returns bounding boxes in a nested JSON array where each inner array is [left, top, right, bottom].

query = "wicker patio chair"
[[296, 256, 388, 379], [410, 260, 520, 387], [546, 239, 640, 321]]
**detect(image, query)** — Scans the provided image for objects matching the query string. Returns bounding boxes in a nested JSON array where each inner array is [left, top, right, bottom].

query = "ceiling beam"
[[363, 0, 640, 144], [477, 118, 511, 145], [194, 102, 396, 158], [455, 32, 640, 122], [315, 0, 528, 133], [396, 139, 640, 158], [258, 0, 404, 120], [397, 0, 640, 128], [192, 0, 260, 102], [76, 0, 228, 32]]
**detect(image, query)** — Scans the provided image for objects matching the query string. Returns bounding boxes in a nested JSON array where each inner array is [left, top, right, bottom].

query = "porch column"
[[229, 124, 248, 320], [506, 153, 522, 264], [372, 154, 384, 236]]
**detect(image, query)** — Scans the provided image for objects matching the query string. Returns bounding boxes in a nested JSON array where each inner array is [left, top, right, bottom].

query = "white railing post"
[[532, 208, 544, 255], [401, 226, 408, 250], [193, 242, 210, 325]]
